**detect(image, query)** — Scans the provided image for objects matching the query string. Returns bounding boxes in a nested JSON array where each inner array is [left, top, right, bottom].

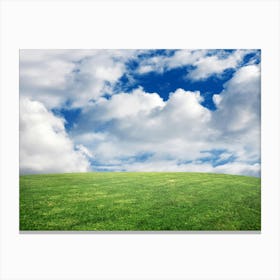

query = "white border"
[[1, 1, 279, 279]]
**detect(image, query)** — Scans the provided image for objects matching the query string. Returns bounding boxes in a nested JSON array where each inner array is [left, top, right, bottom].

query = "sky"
[[19, 49, 261, 176]]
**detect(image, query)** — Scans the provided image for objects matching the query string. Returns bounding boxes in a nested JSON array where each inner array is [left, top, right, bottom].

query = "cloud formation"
[[20, 97, 90, 174], [20, 49, 140, 108], [20, 49, 261, 176], [136, 49, 254, 81], [72, 63, 260, 176]]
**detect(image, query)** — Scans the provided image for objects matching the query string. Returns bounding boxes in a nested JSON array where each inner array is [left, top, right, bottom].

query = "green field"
[[20, 172, 261, 231]]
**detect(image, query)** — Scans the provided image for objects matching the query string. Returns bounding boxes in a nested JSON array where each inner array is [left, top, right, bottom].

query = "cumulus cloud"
[[73, 88, 212, 160], [211, 64, 261, 163], [83, 87, 165, 121], [213, 64, 260, 131], [20, 49, 140, 108], [19, 49, 261, 176], [71, 64, 260, 177], [20, 97, 90, 174]]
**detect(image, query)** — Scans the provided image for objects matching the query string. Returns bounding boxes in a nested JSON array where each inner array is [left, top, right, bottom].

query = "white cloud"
[[137, 49, 207, 74], [84, 87, 165, 121], [20, 49, 140, 108], [71, 64, 260, 176], [213, 162, 260, 177], [137, 49, 256, 81], [213, 64, 260, 134], [19, 49, 257, 109], [87, 159, 260, 177], [19, 50, 261, 176], [20, 97, 90, 174], [211, 64, 261, 165], [186, 49, 251, 80], [75, 144, 93, 158], [72, 88, 213, 170]]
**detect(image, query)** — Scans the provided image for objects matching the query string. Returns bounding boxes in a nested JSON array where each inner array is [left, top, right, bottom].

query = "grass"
[[20, 172, 261, 231]]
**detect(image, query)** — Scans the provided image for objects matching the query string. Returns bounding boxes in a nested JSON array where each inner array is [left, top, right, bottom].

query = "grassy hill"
[[20, 172, 261, 231]]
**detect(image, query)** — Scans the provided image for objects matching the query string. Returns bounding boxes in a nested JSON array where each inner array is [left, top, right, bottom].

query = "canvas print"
[[19, 49, 261, 231]]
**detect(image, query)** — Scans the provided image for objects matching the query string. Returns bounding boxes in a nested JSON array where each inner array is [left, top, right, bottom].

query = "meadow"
[[20, 172, 261, 231]]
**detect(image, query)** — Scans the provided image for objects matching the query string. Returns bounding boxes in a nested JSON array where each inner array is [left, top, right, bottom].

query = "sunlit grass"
[[20, 172, 261, 231]]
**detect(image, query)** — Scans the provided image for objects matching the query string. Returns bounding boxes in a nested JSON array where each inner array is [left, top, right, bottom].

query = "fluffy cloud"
[[73, 88, 212, 160], [137, 50, 207, 74], [83, 87, 165, 121], [20, 49, 140, 108], [215, 64, 260, 133], [20, 97, 90, 174], [19, 50, 261, 176], [71, 64, 260, 176], [137, 49, 256, 81], [212, 64, 261, 162], [186, 49, 251, 80]]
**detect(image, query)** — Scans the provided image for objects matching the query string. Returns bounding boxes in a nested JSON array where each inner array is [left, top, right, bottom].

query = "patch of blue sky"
[[204, 49, 235, 58], [243, 50, 261, 65], [94, 167, 125, 172], [124, 152, 154, 163], [198, 149, 236, 167], [119, 49, 260, 110], [90, 162, 123, 172], [89, 157, 128, 172], [137, 49, 175, 59], [81, 120, 114, 134], [119, 49, 175, 80], [55, 50, 261, 132], [177, 159, 193, 166], [115, 65, 235, 110], [90, 153, 155, 170], [52, 107, 82, 131]]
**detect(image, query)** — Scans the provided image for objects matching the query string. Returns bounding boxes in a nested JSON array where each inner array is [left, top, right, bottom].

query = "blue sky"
[[19, 49, 261, 176]]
